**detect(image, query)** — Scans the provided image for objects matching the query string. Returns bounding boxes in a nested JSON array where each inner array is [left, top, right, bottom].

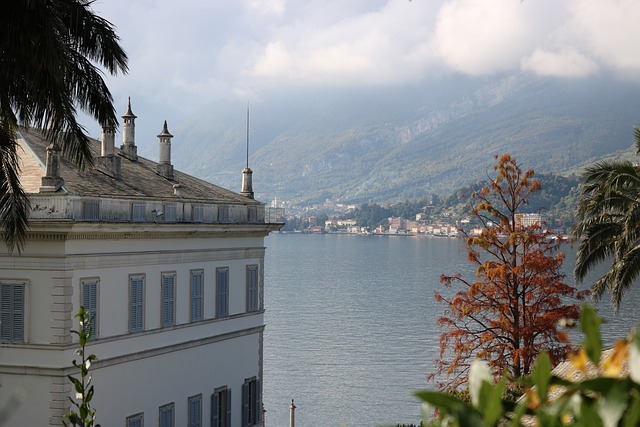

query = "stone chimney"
[[96, 126, 122, 179], [39, 143, 64, 192], [120, 97, 138, 160], [241, 167, 254, 199], [156, 120, 174, 180]]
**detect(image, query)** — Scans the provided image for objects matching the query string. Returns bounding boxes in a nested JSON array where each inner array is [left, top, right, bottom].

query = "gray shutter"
[[130, 278, 143, 332], [242, 382, 249, 427], [189, 396, 201, 427], [82, 282, 97, 338], [191, 272, 202, 322], [162, 275, 174, 327], [226, 389, 232, 427], [255, 379, 261, 423], [1, 284, 24, 343], [211, 392, 219, 427]]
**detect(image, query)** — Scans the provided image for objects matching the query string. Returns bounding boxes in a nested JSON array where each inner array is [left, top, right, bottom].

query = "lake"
[[262, 233, 640, 427]]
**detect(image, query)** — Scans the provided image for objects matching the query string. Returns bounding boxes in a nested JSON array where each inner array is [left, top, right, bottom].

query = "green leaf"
[[479, 378, 505, 426], [580, 305, 603, 364], [622, 391, 640, 427], [533, 352, 552, 403]]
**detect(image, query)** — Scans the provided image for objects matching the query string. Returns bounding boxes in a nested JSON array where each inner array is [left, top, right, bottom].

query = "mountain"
[[167, 73, 640, 205]]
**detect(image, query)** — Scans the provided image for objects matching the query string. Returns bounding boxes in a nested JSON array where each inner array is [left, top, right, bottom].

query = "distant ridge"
[[170, 73, 640, 204]]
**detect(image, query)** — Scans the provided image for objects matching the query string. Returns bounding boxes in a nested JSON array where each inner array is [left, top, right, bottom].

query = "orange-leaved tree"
[[430, 154, 588, 390]]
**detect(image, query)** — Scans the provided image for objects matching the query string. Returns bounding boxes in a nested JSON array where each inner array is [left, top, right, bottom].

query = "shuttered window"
[[129, 276, 144, 333], [159, 403, 174, 427], [161, 273, 175, 327], [126, 413, 143, 427], [164, 204, 177, 222], [132, 203, 146, 221], [211, 387, 231, 427], [246, 266, 258, 313], [81, 279, 98, 339], [192, 205, 204, 223], [0, 283, 24, 343], [190, 271, 203, 322], [188, 394, 202, 427], [216, 268, 229, 318], [242, 378, 261, 427], [83, 200, 100, 221]]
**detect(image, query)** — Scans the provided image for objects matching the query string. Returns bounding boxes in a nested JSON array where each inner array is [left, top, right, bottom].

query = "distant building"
[[0, 100, 283, 427], [515, 213, 543, 228]]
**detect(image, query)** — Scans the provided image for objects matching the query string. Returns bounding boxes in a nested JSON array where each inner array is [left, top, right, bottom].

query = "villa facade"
[[0, 101, 283, 426]]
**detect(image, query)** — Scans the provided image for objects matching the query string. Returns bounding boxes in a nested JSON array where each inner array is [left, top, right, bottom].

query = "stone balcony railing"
[[28, 194, 285, 225]]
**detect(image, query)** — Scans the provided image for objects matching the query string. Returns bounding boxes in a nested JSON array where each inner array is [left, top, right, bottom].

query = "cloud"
[[521, 49, 598, 77], [567, 0, 640, 77]]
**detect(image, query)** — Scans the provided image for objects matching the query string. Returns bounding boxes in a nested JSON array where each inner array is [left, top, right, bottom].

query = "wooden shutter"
[[211, 392, 219, 427], [1, 284, 24, 343], [255, 379, 261, 423], [191, 272, 203, 322], [189, 395, 201, 427], [162, 274, 175, 327], [242, 382, 249, 427], [129, 277, 143, 333], [226, 389, 232, 427], [82, 281, 98, 338]]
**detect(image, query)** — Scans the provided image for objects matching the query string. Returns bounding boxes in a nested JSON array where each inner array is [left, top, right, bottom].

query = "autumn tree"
[[431, 154, 587, 390]]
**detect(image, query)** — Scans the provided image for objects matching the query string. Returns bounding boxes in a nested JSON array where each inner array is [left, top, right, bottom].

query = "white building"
[[0, 100, 283, 427]]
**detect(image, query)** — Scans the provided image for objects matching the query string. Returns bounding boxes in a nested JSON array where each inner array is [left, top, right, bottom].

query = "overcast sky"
[[89, 0, 640, 136]]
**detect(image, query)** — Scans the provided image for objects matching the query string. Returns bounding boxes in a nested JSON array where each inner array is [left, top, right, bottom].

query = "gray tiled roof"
[[17, 129, 259, 205]]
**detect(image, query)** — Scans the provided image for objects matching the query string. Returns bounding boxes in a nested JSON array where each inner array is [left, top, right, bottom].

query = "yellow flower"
[[601, 340, 628, 377], [569, 348, 589, 373]]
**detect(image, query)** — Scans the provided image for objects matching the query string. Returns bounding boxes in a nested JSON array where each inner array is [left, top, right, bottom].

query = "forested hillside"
[[171, 73, 640, 205]]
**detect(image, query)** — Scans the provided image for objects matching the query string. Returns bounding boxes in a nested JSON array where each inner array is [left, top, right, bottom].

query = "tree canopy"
[[0, 0, 128, 250], [574, 126, 640, 310], [431, 154, 587, 389]]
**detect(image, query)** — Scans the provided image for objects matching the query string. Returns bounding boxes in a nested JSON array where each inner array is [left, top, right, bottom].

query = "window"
[[129, 275, 144, 333], [132, 203, 146, 221], [188, 394, 202, 427], [127, 413, 144, 427], [218, 206, 229, 223], [216, 268, 229, 318], [82, 200, 100, 221], [81, 279, 98, 339], [211, 387, 231, 427], [248, 206, 257, 223], [242, 378, 261, 427], [161, 273, 175, 327], [0, 283, 24, 343], [190, 270, 203, 322], [164, 204, 177, 222], [159, 403, 174, 427], [192, 205, 204, 223], [246, 266, 258, 313]]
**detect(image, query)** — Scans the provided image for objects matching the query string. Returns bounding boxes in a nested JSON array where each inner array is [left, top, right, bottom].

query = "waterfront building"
[[0, 100, 283, 426]]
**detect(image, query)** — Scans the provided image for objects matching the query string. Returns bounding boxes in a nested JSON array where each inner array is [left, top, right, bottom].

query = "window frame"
[[164, 203, 177, 222], [0, 281, 26, 343], [80, 278, 99, 339], [129, 274, 145, 333], [190, 270, 204, 322], [216, 268, 229, 318], [242, 377, 261, 427], [188, 394, 202, 427], [161, 272, 176, 328], [126, 412, 144, 427], [211, 386, 231, 427], [132, 202, 146, 222], [159, 402, 174, 427], [246, 265, 258, 313]]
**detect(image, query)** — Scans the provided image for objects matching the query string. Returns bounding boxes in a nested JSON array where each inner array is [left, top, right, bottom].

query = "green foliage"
[[416, 305, 640, 427], [63, 306, 100, 427]]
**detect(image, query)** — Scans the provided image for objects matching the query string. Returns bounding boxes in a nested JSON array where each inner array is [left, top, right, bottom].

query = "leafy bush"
[[416, 305, 640, 426]]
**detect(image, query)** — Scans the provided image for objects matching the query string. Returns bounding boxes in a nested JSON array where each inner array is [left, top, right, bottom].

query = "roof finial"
[[246, 102, 250, 169]]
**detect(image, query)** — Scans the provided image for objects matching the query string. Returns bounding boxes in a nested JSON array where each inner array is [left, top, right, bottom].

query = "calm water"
[[262, 233, 640, 427]]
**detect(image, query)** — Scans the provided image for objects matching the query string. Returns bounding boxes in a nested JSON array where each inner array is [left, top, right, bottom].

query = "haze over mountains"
[[140, 74, 640, 205]]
